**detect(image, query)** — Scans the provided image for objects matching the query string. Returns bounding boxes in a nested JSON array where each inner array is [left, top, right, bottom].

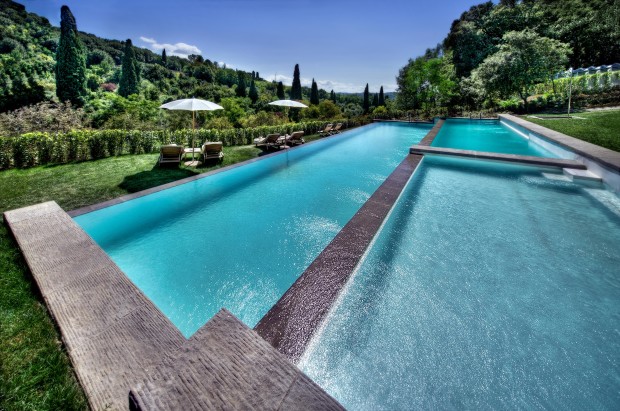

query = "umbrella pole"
[[192, 110, 196, 162]]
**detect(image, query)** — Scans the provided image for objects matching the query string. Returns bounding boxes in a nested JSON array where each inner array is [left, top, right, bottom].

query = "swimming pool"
[[75, 122, 432, 337], [300, 156, 620, 409], [432, 118, 560, 157]]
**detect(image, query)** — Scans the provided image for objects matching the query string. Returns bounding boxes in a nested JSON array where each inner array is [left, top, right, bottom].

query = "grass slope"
[[0, 145, 261, 410], [523, 109, 620, 152]]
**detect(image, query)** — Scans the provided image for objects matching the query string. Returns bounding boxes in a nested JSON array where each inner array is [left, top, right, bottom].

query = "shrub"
[[0, 119, 356, 170]]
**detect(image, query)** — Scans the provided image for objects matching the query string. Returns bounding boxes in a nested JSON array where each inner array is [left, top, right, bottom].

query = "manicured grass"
[[0, 144, 263, 410], [523, 109, 620, 152]]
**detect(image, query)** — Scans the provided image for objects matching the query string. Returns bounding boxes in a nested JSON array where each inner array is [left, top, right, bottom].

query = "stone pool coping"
[[500, 114, 620, 173], [4, 201, 344, 410], [409, 145, 587, 169]]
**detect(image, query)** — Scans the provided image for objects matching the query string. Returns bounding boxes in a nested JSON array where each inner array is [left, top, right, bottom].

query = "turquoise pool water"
[[75, 122, 431, 337], [300, 156, 620, 410], [432, 119, 559, 157]]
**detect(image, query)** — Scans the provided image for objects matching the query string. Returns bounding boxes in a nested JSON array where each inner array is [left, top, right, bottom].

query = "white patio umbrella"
[[268, 100, 308, 148], [268, 99, 308, 108], [159, 98, 224, 166]]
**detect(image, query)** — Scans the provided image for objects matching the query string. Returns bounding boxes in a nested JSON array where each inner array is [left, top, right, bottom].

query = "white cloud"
[[139, 36, 201, 58]]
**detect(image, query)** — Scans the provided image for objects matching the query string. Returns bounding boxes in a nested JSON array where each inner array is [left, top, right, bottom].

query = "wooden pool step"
[[409, 145, 587, 169]]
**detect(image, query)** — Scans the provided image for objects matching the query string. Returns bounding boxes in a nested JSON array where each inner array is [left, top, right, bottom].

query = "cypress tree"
[[118, 39, 139, 97], [372, 93, 379, 107], [249, 79, 259, 104], [378, 86, 385, 106], [363, 83, 370, 113], [330, 90, 336, 103], [162, 49, 167, 66], [236, 72, 247, 97], [55, 5, 87, 106], [256, 72, 260, 79], [310, 78, 319, 105], [290, 64, 302, 100], [251, 71, 255, 79], [277, 81, 285, 99]]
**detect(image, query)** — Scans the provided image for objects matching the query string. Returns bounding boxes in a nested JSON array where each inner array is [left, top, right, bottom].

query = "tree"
[[118, 39, 140, 97], [363, 83, 370, 113], [378, 86, 385, 106], [162, 49, 167, 66], [249, 79, 259, 104], [290, 64, 302, 100], [330, 90, 336, 103], [472, 29, 570, 112], [310, 79, 319, 105], [277, 81, 285, 99], [55, 5, 87, 106], [372, 93, 379, 107], [236, 71, 247, 97]]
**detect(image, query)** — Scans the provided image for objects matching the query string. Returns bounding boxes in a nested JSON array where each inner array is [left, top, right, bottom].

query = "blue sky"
[[21, 0, 485, 93]]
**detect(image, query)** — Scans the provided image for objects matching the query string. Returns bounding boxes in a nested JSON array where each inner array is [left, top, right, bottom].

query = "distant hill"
[[0, 0, 352, 114]]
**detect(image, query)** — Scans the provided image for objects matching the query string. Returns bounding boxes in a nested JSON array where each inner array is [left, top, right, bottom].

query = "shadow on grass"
[[118, 165, 199, 193]]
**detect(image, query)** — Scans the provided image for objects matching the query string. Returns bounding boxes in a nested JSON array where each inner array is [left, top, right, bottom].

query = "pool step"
[[563, 168, 603, 182]]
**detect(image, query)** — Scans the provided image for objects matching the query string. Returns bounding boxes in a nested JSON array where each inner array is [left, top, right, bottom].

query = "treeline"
[[0, 0, 392, 134], [396, 0, 620, 115]]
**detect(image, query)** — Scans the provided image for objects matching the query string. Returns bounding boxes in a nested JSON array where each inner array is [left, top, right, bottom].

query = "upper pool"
[[432, 118, 559, 157], [300, 156, 620, 410], [74, 122, 432, 337]]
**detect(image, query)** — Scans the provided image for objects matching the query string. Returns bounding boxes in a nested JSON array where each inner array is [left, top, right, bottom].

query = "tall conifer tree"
[[249, 79, 259, 104], [310, 79, 319, 105], [378, 86, 385, 106], [290, 64, 302, 100], [118, 39, 139, 97], [372, 93, 379, 107], [162, 49, 167, 66], [55, 5, 87, 106], [363, 83, 370, 113], [330, 90, 336, 103], [236, 72, 247, 97], [277, 81, 285, 99]]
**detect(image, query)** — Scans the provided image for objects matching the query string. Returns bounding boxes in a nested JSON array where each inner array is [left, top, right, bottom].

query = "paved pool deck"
[[4, 202, 343, 410]]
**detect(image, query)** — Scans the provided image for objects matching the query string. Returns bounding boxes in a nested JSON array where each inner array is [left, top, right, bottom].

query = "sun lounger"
[[318, 124, 333, 135], [254, 133, 281, 147], [330, 123, 343, 134], [285, 131, 305, 146], [158, 144, 184, 165], [201, 141, 224, 163]]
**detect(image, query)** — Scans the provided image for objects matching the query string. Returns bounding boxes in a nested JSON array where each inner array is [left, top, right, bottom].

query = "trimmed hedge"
[[0, 119, 357, 169]]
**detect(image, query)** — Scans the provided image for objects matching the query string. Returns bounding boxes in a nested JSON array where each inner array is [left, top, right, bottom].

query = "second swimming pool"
[[300, 156, 620, 410]]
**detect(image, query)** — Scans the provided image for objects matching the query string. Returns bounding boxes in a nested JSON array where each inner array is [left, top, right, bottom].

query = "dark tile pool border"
[[254, 121, 445, 362]]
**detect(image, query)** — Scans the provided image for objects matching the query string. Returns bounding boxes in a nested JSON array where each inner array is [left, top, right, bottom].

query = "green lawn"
[[523, 109, 620, 153], [0, 144, 263, 410]]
